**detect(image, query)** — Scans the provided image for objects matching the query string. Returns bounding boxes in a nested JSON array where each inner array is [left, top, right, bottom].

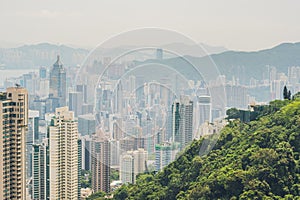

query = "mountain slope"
[[209, 42, 300, 82], [114, 97, 300, 199], [151, 42, 300, 84]]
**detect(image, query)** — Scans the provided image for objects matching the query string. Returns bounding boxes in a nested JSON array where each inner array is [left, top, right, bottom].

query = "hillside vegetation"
[[114, 96, 300, 199]]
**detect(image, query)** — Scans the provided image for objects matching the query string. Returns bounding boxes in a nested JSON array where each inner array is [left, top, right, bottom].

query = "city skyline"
[[1, 1, 300, 199]]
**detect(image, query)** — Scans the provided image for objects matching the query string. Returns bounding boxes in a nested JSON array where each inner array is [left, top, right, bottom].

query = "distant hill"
[[0, 43, 89, 68], [114, 97, 300, 199], [208, 42, 300, 83], [0, 42, 227, 69], [160, 42, 228, 57], [1, 42, 300, 84], [133, 42, 300, 84]]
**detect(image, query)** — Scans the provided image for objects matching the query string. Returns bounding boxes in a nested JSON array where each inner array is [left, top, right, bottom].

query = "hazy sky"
[[0, 0, 299, 51]]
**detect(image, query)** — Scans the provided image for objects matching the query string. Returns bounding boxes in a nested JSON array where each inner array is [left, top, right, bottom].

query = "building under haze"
[[0, 87, 28, 200], [80, 135, 93, 171], [69, 91, 83, 117], [120, 148, 148, 184], [155, 142, 179, 171], [196, 95, 212, 127], [78, 114, 96, 136], [26, 110, 39, 181], [49, 55, 67, 109], [120, 154, 134, 184], [172, 95, 193, 149]]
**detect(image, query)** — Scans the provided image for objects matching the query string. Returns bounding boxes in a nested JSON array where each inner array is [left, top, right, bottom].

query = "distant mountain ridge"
[[0, 43, 89, 68], [0, 42, 227, 69], [0, 42, 300, 84], [158, 42, 300, 84], [209, 42, 300, 81]]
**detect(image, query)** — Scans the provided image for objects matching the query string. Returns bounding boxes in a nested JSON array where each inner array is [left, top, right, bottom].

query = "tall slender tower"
[[120, 154, 134, 184], [91, 132, 111, 193], [197, 95, 212, 126], [0, 87, 28, 200], [49, 55, 67, 108], [172, 95, 193, 149], [48, 107, 79, 199], [26, 110, 39, 181], [32, 140, 49, 200]]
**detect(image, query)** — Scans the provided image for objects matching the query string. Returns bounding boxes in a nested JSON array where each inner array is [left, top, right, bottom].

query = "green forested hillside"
[[114, 97, 300, 200]]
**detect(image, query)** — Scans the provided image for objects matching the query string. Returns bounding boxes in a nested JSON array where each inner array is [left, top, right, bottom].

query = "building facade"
[[48, 107, 79, 199], [26, 110, 39, 180], [172, 95, 193, 149], [32, 141, 49, 200], [0, 87, 28, 200], [91, 134, 111, 193], [120, 148, 148, 184], [155, 142, 179, 171]]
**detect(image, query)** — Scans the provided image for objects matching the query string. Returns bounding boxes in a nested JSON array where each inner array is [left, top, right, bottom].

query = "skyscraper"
[[69, 91, 83, 117], [32, 140, 49, 200], [39, 66, 47, 79], [196, 95, 212, 126], [155, 142, 179, 171], [120, 154, 134, 184], [78, 114, 96, 136], [110, 139, 120, 167], [49, 55, 67, 108], [172, 95, 193, 149], [48, 107, 79, 199], [91, 133, 111, 193], [120, 148, 148, 184], [80, 135, 93, 171], [0, 87, 28, 200], [78, 139, 82, 200], [76, 84, 88, 104], [26, 110, 39, 181], [132, 148, 148, 181]]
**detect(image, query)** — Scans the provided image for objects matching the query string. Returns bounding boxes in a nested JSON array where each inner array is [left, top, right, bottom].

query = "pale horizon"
[[1, 0, 300, 51]]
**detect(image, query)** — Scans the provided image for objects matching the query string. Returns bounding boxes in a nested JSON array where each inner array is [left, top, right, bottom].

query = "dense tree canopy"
[[114, 98, 300, 199]]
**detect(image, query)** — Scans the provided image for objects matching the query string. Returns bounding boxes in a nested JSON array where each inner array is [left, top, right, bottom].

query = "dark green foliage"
[[284, 86, 288, 100], [86, 191, 106, 200], [293, 92, 300, 100], [226, 108, 240, 120], [114, 98, 300, 199], [81, 170, 91, 188], [283, 86, 292, 100], [114, 185, 129, 200], [111, 168, 120, 182]]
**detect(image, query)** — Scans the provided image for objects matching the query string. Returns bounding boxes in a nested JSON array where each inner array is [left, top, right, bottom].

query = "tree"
[[86, 191, 106, 200], [226, 108, 240, 120], [283, 86, 288, 99], [288, 90, 291, 100], [114, 185, 129, 200]]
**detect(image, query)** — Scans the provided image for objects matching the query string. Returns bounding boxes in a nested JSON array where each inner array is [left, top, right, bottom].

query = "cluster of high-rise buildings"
[[0, 54, 222, 199], [1, 46, 300, 200]]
